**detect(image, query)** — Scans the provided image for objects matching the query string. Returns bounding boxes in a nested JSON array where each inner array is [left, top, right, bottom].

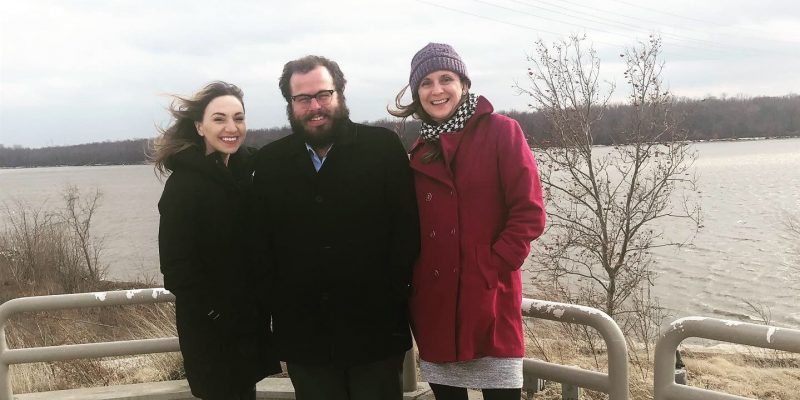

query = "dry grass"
[[682, 348, 800, 400], [0, 188, 185, 393], [523, 318, 800, 400], [4, 281, 184, 394]]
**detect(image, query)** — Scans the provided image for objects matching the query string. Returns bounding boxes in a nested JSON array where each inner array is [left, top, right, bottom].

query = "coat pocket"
[[476, 244, 499, 289]]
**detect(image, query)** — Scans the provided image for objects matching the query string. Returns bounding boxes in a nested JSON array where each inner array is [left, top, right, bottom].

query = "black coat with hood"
[[158, 146, 280, 398]]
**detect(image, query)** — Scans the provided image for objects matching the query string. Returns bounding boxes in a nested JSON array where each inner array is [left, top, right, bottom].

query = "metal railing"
[[0, 288, 418, 400], [4, 291, 799, 400], [521, 298, 629, 400], [0, 289, 178, 399], [654, 317, 800, 400]]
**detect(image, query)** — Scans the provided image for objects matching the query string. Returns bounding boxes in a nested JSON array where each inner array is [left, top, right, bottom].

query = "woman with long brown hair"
[[153, 81, 280, 400]]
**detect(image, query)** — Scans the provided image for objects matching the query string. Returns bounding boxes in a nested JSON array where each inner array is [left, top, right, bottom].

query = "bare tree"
[[0, 200, 58, 292], [517, 35, 700, 354], [61, 185, 105, 282]]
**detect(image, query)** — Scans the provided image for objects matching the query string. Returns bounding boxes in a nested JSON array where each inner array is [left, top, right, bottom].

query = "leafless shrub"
[[518, 34, 700, 395]]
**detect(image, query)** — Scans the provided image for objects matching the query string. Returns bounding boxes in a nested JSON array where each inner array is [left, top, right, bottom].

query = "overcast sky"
[[1, 0, 798, 148]]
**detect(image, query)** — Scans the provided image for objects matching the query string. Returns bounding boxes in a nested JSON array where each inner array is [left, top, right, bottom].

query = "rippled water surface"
[[2, 138, 799, 327]]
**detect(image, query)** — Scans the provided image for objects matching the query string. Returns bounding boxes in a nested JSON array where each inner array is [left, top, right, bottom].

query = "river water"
[[1, 138, 798, 328]]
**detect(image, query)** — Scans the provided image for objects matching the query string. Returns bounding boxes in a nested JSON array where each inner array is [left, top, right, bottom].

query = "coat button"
[[425, 192, 432, 202], [314, 195, 324, 203], [449, 190, 455, 196], [450, 228, 456, 235], [429, 230, 436, 238], [433, 269, 440, 278]]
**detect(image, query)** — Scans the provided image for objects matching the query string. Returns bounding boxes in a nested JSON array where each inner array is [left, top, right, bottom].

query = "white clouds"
[[1, 0, 798, 147]]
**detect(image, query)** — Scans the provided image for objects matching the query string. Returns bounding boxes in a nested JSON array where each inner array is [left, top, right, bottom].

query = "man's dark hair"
[[278, 55, 347, 102]]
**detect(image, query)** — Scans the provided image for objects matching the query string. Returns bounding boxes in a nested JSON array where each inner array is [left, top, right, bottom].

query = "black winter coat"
[[158, 146, 281, 398], [252, 120, 420, 366]]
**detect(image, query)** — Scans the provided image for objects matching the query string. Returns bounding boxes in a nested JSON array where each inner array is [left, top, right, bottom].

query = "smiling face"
[[195, 95, 246, 163], [288, 65, 348, 147], [417, 70, 468, 124]]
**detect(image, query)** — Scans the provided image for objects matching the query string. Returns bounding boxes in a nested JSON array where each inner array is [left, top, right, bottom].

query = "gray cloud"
[[1, 0, 798, 147]]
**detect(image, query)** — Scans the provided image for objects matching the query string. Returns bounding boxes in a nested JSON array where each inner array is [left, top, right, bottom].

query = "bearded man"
[[251, 55, 420, 400]]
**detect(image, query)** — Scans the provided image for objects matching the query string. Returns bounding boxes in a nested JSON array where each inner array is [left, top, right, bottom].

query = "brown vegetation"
[[523, 290, 800, 400], [2, 186, 796, 397], [4, 286, 182, 394], [0, 187, 183, 394]]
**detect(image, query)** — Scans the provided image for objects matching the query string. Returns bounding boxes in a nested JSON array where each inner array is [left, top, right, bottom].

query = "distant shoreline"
[[3, 135, 799, 170]]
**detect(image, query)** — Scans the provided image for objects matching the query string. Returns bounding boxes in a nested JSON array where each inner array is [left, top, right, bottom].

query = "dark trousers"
[[287, 353, 405, 400], [430, 383, 521, 400]]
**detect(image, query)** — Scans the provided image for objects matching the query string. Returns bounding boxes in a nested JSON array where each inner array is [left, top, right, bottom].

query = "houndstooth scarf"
[[420, 93, 478, 142]]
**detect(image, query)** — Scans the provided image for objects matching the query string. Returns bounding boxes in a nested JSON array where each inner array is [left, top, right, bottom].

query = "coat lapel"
[[284, 134, 317, 182], [409, 138, 455, 189], [440, 132, 465, 173]]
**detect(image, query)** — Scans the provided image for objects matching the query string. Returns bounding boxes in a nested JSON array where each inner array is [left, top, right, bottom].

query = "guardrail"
[[3, 291, 799, 400], [0, 288, 418, 400], [654, 317, 800, 400], [0, 289, 178, 399], [521, 298, 629, 400]]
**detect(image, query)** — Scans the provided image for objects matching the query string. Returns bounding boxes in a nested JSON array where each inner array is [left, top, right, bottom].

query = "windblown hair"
[[151, 81, 244, 176], [388, 74, 470, 163]]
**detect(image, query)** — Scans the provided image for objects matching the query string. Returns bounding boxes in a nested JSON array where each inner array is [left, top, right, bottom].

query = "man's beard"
[[289, 102, 351, 148]]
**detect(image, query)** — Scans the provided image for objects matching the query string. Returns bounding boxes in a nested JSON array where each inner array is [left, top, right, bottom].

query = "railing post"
[[674, 350, 687, 385], [562, 383, 581, 400], [522, 298, 628, 400], [402, 343, 418, 392], [654, 317, 800, 399], [1, 305, 13, 400], [522, 369, 543, 397]]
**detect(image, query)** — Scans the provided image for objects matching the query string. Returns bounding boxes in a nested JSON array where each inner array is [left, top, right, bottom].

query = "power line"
[[519, 0, 726, 47], [605, 0, 800, 45], [507, 0, 792, 57], [414, 0, 792, 60], [470, 0, 744, 56], [508, 0, 730, 50], [413, 0, 623, 47]]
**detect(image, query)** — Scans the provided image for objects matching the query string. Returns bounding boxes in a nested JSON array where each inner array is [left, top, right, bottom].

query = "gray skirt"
[[420, 357, 523, 389]]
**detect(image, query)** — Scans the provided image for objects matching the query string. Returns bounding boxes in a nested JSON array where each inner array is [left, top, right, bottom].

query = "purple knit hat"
[[409, 43, 470, 100]]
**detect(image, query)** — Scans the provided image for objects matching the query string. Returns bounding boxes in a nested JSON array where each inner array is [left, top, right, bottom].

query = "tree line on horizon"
[[1, 94, 798, 168]]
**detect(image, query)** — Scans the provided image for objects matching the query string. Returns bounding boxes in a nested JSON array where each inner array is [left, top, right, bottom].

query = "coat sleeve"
[[491, 118, 546, 271], [158, 176, 218, 317], [382, 131, 421, 300]]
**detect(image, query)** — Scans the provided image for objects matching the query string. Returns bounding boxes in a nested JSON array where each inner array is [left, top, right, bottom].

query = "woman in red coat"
[[390, 43, 546, 400]]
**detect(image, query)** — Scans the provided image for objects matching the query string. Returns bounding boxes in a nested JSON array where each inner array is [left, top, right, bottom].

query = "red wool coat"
[[408, 96, 546, 363]]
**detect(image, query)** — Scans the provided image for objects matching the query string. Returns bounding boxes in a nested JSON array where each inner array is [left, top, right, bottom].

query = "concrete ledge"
[[14, 378, 433, 400]]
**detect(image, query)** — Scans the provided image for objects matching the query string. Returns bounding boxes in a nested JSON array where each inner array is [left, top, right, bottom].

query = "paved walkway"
[[14, 378, 441, 400]]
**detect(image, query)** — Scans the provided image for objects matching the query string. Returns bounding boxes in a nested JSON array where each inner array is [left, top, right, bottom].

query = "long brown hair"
[[151, 81, 244, 176]]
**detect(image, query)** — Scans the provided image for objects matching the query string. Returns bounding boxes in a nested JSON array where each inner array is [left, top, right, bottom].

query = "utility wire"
[[470, 0, 741, 56], [605, 0, 800, 45], [505, 0, 789, 56], [517, 0, 729, 48], [413, 0, 623, 47]]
